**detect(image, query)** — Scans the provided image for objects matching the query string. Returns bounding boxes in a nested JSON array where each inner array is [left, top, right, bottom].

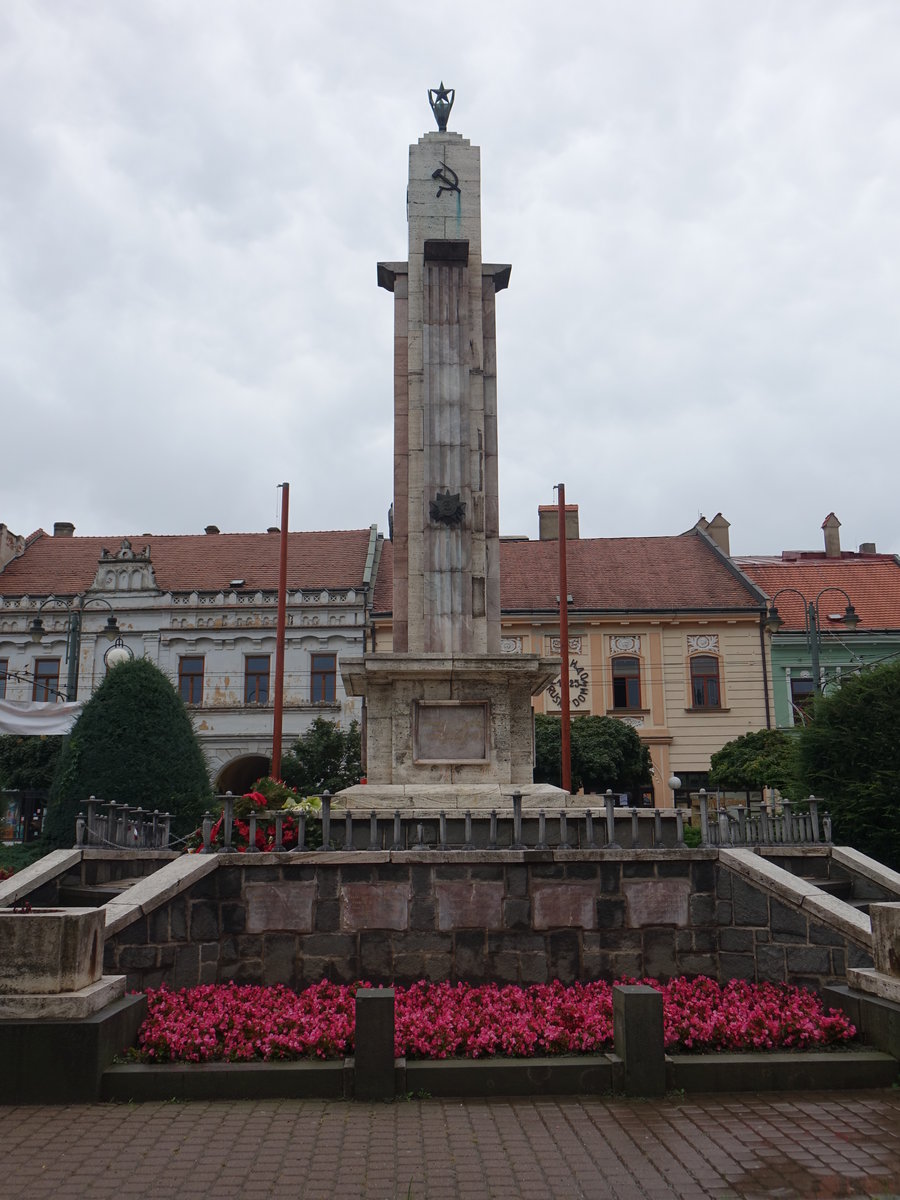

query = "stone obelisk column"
[[340, 88, 560, 807], [388, 119, 504, 657]]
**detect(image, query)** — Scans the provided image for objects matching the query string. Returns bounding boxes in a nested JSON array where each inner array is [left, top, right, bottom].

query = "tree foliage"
[[0, 734, 63, 791], [279, 718, 362, 795], [44, 658, 211, 846], [709, 728, 800, 795], [534, 714, 651, 794], [796, 661, 900, 869]]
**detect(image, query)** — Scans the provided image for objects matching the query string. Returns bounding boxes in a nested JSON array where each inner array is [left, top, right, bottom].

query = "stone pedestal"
[[846, 901, 900, 1005], [339, 653, 564, 808]]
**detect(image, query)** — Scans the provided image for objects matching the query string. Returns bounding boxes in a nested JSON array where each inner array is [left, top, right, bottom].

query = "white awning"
[[0, 699, 83, 735]]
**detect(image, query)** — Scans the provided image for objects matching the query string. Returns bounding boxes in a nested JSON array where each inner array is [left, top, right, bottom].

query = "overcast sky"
[[2, 1, 898, 557]]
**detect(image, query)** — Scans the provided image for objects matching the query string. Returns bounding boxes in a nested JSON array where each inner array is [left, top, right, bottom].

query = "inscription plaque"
[[414, 700, 489, 763]]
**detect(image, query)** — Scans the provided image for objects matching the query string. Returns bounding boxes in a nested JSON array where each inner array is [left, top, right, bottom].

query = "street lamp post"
[[29, 597, 120, 701], [765, 587, 860, 694]]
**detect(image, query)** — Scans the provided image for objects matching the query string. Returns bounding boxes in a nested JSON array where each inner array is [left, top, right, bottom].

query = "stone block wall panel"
[[101, 850, 872, 993]]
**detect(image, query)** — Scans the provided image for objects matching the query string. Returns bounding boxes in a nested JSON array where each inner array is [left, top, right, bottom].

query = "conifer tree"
[[45, 658, 211, 846]]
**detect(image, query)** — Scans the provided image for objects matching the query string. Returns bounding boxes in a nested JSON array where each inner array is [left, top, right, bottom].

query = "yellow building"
[[372, 506, 773, 806]]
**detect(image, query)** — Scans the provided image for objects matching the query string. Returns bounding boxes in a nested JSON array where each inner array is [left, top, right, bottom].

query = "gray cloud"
[[2, 0, 898, 556]]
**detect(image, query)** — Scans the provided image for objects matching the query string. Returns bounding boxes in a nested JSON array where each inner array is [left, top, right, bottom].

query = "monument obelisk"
[[339, 87, 560, 808]]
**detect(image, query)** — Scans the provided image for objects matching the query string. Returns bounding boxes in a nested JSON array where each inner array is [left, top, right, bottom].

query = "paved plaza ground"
[[4, 1089, 900, 1199]]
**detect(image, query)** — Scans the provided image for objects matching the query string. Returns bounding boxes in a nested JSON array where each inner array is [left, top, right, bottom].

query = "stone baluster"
[[511, 791, 524, 850], [698, 790, 710, 846], [219, 793, 235, 853], [653, 808, 662, 848], [718, 809, 731, 846], [585, 810, 598, 850], [808, 795, 821, 843], [292, 812, 307, 853], [489, 810, 498, 851], [75, 812, 86, 847], [558, 810, 570, 851], [392, 810, 403, 851], [369, 811, 379, 852], [344, 810, 354, 851], [536, 810, 548, 851], [675, 808, 686, 848], [781, 800, 794, 844], [463, 810, 475, 851], [438, 810, 449, 851], [133, 807, 145, 847], [321, 791, 332, 850], [161, 811, 172, 850], [150, 809, 160, 849], [201, 811, 213, 853], [736, 805, 747, 845], [412, 822, 427, 850], [85, 796, 99, 846], [273, 811, 284, 852], [823, 812, 832, 843], [604, 790, 620, 849], [246, 809, 260, 853], [630, 808, 640, 848]]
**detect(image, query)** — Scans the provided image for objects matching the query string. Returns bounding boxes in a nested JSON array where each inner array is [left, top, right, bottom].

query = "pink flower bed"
[[131, 977, 856, 1064]]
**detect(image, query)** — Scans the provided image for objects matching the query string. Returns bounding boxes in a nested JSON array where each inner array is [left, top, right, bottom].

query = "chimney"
[[858, 542, 877, 554], [204, 525, 220, 535], [0, 523, 25, 572], [705, 513, 731, 556], [538, 504, 579, 541], [822, 513, 841, 558], [53, 521, 75, 538]]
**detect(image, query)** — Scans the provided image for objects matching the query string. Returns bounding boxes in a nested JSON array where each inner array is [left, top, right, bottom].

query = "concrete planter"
[[0, 906, 104, 995]]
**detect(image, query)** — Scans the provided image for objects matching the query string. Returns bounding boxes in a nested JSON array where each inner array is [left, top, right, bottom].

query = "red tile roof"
[[373, 532, 764, 614], [0, 529, 374, 595], [734, 554, 900, 631]]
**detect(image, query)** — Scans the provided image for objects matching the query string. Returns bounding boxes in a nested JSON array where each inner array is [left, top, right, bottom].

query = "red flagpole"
[[271, 483, 289, 777], [556, 483, 571, 794]]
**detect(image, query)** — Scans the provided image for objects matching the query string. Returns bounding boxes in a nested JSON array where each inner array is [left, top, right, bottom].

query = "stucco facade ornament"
[[687, 634, 719, 655], [548, 636, 582, 654], [610, 635, 640, 654], [500, 636, 523, 654], [618, 715, 645, 729]]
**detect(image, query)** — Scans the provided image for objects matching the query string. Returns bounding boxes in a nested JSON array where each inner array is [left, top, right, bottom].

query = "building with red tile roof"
[[0, 521, 381, 792], [372, 506, 772, 805], [734, 514, 900, 727]]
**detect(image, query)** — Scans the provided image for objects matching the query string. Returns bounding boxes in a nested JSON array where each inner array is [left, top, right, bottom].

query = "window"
[[178, 656, 204, 704], [690, 655, 721, 708], [311, 653, 336, 703], [33, 659, 60, 702], [245, 655, 270, 704], [790, 677, 815, 724], [612, 656, 641, 709], [0, 659, 7, 700]]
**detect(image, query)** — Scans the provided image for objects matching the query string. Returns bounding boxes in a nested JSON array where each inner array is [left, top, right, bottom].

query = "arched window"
[[612, 655, 641, 709], [690, 655, 720, 708]]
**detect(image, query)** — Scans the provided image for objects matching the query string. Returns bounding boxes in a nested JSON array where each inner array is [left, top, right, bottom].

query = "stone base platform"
[[0, 974, 126, 1021], [847, 967, 900, 1005], [333, 783, 567, 812], [0, 992, 147, 1103]]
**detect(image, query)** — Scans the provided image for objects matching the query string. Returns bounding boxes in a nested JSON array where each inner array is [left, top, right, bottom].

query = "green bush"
[[44, 658, 211, 846], [709, 728, 800, 797], [797, 661, 900, 869], [279, 718, 361, 795], [534, 714, 651, 794], [0, 734, 62, 790]]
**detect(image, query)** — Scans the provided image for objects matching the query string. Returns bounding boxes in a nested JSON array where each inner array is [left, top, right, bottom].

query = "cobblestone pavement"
[[4, 1090, 900, 1199]]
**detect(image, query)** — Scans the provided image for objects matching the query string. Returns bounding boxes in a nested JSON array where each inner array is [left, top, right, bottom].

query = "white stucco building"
[[0, 520, 381, 792]]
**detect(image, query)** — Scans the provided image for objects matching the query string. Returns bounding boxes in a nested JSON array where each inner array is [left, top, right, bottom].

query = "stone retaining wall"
[[102, 850, 874, 992]]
